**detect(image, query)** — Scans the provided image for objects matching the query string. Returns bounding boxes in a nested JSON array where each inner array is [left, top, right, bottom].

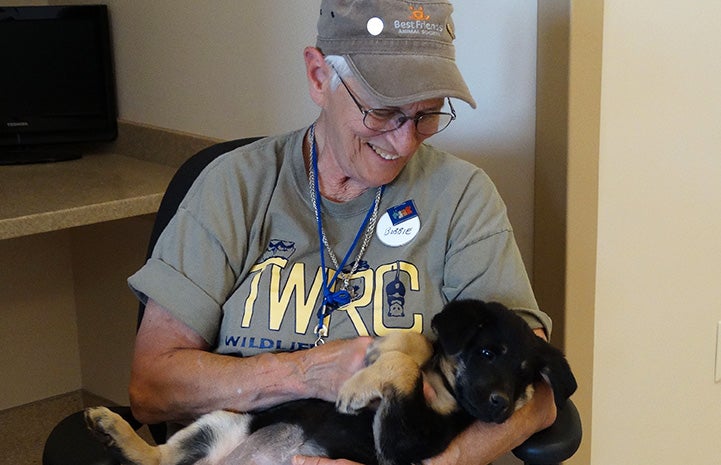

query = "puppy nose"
[[490, 391, 509, 406], [489, 391, 511, 417]]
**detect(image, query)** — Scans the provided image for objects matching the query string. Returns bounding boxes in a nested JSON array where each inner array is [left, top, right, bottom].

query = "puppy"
[[86, 299, 577, 465]]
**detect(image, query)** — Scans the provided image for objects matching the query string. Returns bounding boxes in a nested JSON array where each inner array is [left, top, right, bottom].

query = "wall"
[[565, 0, 603, 463], [73, 218, 155, 403], [71, 0, 539, 274], [562, 0, 721, 463], [540, 1, 721, 463], [534, 0, 570, 348], [0, 232, 81, 410], [0, 0, 46, 4], [590, 1, 721, 462], [0, 217, 153, 410]]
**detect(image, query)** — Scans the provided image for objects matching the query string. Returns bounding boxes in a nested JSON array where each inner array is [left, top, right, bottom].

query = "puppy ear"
[[432, 300, 485, 355], [535, 341, 578, 409]]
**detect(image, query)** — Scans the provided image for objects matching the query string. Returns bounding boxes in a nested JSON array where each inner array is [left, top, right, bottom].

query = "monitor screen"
[[0, 5, 117, 164]]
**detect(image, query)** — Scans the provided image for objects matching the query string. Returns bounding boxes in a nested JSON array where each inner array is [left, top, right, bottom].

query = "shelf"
[[0, 153, 176, 240]]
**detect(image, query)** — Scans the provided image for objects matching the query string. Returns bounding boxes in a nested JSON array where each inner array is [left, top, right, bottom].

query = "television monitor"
[[0, 5, 117, 164]]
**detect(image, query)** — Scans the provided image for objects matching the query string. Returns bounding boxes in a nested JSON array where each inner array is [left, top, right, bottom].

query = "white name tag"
[[376, 200, 421, 247]]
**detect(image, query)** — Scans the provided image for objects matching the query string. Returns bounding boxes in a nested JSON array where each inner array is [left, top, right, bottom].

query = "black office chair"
[[43, 136, 581, 465], [43, 136, 263, 465]]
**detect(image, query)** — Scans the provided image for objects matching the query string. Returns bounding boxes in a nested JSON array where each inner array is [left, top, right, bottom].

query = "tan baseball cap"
[[316, 0, 477, 109]]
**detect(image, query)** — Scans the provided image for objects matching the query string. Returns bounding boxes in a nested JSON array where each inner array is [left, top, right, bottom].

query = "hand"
[[419, 379, 558, 465], [299, 337, 374, 402], [527, 378, 557, 431], [292, 456, 363, 465], [422, 377, 438, 403]]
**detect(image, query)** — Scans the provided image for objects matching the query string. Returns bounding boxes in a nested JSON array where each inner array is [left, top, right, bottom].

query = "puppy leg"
[[85, 407, 160, 465], [86, 407, 252, 465], [161, 410, 252, 465]]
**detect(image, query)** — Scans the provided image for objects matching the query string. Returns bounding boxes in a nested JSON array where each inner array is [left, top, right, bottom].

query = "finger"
[[422, 378, 437, 403]]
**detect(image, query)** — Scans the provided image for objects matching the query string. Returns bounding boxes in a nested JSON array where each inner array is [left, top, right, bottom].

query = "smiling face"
[[304, 48, 443, 201], [318, 89, 442, 192]]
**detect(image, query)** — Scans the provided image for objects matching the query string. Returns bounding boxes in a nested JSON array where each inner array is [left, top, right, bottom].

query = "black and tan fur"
[[86, 299, 577, 465]]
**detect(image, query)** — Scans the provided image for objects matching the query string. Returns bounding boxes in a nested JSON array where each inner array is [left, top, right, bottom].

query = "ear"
[[431, 300, 485, 355], [303, 46, 332, 107], [534, 340, 578, 409]]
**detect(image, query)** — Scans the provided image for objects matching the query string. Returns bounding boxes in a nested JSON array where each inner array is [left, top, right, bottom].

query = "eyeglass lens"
[[331, 65, 455, 136], [364, 109, 453, 135]]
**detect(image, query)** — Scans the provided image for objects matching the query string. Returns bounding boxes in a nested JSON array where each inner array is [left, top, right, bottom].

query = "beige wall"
[[74, 0, 540, 272], [0, 218, 153, 409], [565, 0, 603, 463], [0, 0, 47, 4], [562, 0, 721, 463], [0, 232, 81, 410], [535, 0, 570, 347], [72, 218, 155, 403], [590, 0, 721, 463], [540, 0, 721, 463]]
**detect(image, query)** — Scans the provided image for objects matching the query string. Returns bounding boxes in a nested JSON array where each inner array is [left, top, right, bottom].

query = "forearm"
[[291, 404, 551, 465], [129, 300, 371, 424], [130, 346, 307, 423], [423, 380, 556, 465]]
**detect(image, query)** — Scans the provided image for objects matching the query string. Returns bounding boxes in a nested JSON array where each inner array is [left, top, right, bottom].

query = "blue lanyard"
[[309, 125, 384, 341]]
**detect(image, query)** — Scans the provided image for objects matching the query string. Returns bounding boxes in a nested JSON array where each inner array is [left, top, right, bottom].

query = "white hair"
[[324, 55, 353, 90]]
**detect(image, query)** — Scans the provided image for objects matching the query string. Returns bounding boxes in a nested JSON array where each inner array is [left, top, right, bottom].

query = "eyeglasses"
[[331, 66, 456, 136]]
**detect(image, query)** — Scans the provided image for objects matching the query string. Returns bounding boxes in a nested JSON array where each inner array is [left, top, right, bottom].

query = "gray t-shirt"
[[129, 127, 550, 356]]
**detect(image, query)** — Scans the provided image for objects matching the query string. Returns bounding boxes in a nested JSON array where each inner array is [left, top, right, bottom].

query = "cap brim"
[[344, 54, 477, 109]]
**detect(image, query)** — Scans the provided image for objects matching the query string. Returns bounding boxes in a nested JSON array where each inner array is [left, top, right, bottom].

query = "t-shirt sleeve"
[[128, 157, 249, 346], [441, 168, 553, 337]]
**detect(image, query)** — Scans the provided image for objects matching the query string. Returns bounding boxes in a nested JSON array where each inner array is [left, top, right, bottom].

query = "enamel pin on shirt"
[[376, 200, 421, 247]]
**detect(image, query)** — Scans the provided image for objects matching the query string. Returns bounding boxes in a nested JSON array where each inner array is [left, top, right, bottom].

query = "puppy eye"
[[480, 348, 496, 361]]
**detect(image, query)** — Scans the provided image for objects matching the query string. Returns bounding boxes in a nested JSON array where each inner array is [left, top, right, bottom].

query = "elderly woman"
[[127, 1, 557, 464]]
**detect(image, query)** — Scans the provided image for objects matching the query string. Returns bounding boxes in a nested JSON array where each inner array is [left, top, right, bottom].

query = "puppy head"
[[431, 299, 577, 424]]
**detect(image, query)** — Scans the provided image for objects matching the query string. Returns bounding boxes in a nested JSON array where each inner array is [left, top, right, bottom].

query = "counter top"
[[0, 153, 177, 240]]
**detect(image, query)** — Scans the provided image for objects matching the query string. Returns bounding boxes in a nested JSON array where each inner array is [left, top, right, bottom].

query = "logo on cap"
[[393, 4, 444, 37], [409, 6, 430, 21]]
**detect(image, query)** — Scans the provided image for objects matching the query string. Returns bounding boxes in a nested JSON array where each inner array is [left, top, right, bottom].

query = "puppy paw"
[[336, 368, 383, 414], [85, 407, 159, 465], [337, 351, 421, 414], [84, 406, 124, 447]]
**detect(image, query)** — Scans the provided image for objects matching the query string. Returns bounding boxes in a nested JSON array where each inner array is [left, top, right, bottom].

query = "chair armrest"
[[43, 406, 141, 465], [512, 398, 582, 465]]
